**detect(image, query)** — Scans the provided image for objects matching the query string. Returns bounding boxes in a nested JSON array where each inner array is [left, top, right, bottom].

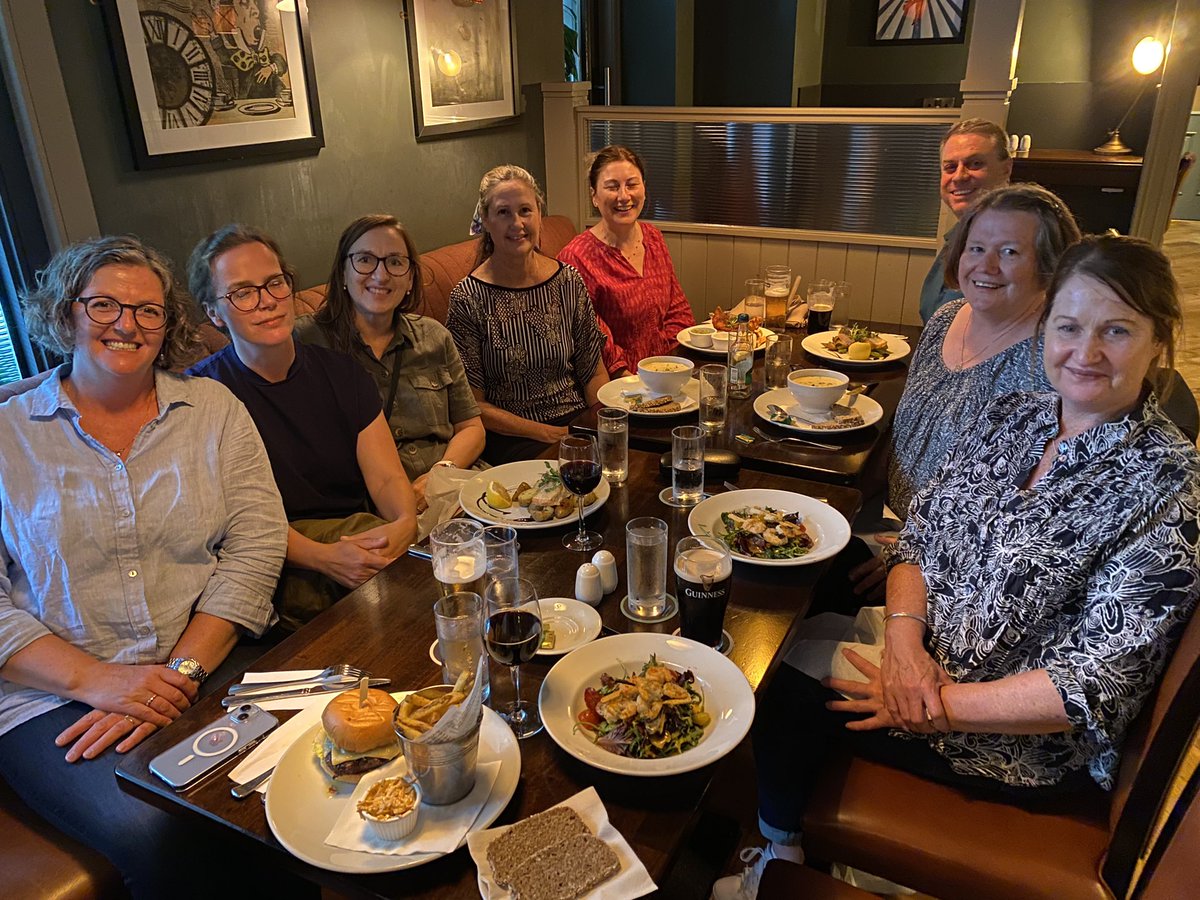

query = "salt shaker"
[[591, 550, 618, 594], [575, 563, 603, 606]]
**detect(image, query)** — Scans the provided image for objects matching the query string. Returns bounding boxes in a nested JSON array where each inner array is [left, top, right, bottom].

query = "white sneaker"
[[711, 844, 779, 900]]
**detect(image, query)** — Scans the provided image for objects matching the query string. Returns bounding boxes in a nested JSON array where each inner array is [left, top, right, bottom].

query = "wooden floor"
[[1163, 219, 1200, 415]]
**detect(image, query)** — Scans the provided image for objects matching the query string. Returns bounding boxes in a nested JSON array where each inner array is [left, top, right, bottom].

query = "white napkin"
[[467, 786, 657, 900], [227, 698, 329, 791], [325, 760, 502, 856], [783, 606, 887, 695]]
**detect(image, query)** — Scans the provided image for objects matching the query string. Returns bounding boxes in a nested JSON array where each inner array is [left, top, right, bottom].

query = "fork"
[[226, 663, 366, 696], [751, 426, 840, 451]]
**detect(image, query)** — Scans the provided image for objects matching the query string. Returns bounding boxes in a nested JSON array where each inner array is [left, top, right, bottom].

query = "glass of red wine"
[[559, 435, 604, 551], [483, 577, 543, 738]]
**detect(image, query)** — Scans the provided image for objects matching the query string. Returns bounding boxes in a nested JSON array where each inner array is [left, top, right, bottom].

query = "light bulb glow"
[[276, 0, 296, 11], [1131, 37, 1164, 75], [435, 49, 463, 77]]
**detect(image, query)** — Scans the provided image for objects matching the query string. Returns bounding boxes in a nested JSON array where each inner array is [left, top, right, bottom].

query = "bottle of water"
[[727, 314, 753, 399]]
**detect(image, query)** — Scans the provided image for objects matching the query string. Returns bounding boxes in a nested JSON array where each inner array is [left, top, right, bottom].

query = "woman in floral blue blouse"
[[716, 235, 1200, 900]]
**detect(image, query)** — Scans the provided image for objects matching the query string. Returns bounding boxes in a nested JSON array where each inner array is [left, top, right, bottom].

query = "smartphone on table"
[[149, 703, 278, 791]]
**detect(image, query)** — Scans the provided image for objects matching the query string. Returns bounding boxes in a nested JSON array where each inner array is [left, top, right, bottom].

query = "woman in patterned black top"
[[447, 166, 607, 464], [716, 236, 1200, 899]]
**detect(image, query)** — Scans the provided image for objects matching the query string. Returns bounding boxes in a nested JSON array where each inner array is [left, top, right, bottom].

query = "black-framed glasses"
[[220, 273, 293, 311], [74, 296, 167, 330], [345, 251, 412, 277]]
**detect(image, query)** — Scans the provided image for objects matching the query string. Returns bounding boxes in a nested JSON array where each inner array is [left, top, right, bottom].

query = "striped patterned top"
[[447, 262, 606, 422]]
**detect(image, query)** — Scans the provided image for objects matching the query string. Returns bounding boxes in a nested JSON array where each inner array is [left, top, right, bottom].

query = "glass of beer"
[[806, 280, 835, 334], [430, 518, 486, 597], [674, 535, 734, 649]]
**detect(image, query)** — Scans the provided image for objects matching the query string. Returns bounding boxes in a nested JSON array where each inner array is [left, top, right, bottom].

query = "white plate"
[[677, 324, 776, 357], [687, 488, 851, 567], [801, 330, 911, 366], [459, 460, 610, 531], [538, 633, 754, 776], [537, 597, 603, 656], [596, 375, 699, 416], [264, 699, 519, 874], [752, 388, 883, 434]]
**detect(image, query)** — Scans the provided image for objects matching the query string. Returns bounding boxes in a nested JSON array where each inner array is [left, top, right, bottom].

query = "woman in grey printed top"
[[447, 165, 608, 464], [889, 184, 1081, 519], [718, 234, 1200, 900]]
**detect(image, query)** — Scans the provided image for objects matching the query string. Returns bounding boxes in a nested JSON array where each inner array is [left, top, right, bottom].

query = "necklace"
[[64, 379, 158, 460], [951, 305, 1037, 372], [596, 225, 643, 260]]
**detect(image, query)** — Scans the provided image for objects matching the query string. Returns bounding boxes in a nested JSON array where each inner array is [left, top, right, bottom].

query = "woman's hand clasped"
[[826, 649, 945, 734], [880, 631, 952, 731], [56, 662, 198, 762]]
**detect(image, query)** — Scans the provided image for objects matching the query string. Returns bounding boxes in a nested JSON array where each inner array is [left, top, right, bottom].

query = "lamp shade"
[[1131, 37, 1164, 75]]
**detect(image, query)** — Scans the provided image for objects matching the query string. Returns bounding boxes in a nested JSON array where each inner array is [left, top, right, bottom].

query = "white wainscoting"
[[656, 228, 936, 327]]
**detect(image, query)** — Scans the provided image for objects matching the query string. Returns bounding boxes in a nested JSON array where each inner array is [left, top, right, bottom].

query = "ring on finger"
[[124, 715, 136, 726], [147, 693, 158, 709]]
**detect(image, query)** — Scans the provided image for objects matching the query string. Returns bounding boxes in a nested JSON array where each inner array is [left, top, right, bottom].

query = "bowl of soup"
[[637, 356, 695, 396], [787, 368, 849, 412]]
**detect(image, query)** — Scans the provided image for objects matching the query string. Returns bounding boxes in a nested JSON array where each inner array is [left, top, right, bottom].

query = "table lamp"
[[1094, 36, 1165, 155]]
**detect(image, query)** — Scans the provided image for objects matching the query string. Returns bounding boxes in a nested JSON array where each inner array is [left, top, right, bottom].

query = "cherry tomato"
[[577, 708, 601, 728], [584, 687, 601, 713]]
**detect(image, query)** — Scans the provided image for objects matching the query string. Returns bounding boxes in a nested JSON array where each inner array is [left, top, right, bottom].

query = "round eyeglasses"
[[345, 251, 412, 277], [74, 296, 167, 330], [220, 273, 293, 312]]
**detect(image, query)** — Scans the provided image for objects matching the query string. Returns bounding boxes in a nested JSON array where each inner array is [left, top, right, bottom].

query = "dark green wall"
[[46, 0, 562, 286], [622, 1, 677, 105], [692, 0, 798, 106], [819, 0, 968, 107]]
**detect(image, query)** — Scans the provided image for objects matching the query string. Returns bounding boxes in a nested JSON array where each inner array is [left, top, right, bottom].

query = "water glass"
[[430, 519, 486, 598], [621, 517, 675, 622], [699, 364, 727, 431], [482, 525, 519, 581], [433, 592, 490, 700], [660, 425, 705, 508], [743, 278, 766, 323], [597, 408, 629, 485], [806, 280, 836, 335], [764, 333, 793, 389]]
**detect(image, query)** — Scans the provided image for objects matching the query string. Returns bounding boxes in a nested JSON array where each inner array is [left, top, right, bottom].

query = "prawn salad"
[[718, 505, 814, 560], [575, 656, 711, 759]]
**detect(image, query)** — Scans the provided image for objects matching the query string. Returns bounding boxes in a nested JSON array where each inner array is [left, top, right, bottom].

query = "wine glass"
[[483, 577, 543, 739], [558, 434, 604, 551]]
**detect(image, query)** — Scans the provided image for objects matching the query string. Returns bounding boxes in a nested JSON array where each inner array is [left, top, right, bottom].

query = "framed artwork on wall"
[[404, 0, 520, 140], [99, 0, 323, 169], [874, 0, 969, 45]]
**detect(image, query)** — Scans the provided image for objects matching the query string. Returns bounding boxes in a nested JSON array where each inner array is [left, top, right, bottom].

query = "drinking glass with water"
[[597, 408, 628, 485], [433, 591, 490, 701], [699, 364, 727, 432], [660, 425, 705, 508], [764, 333, 793, 390], [620, 517, 676, 623]]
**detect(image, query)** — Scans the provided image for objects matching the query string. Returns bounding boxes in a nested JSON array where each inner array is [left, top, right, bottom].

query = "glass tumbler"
[[597, 407, 629, 485], [621, 517, 675, 623], [699, 364, 728, 432]]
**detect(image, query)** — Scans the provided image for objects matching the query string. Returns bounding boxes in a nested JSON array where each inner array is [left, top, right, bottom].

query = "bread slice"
[[487, 806, 591, 889], [509, 833, 621, 900]]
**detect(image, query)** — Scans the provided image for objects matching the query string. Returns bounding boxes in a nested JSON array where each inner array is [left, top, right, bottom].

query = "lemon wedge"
[[485, 481, 512, 509]]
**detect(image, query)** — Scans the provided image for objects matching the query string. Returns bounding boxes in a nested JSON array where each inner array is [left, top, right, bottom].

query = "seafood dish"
[[717, 505, 814, 559], [576, 656, 710, 759], [710, 306, 764, 334], [484, 462, 597, 522], [823, 324, 892, 361]]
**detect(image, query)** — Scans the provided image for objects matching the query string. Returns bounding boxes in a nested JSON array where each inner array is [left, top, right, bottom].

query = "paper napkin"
[[467, 786, 657, 900], [227, 698, 327, 791], [324, 760, 502, 856]]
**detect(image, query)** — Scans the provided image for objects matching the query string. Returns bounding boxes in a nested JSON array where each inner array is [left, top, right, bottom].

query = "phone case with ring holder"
[[149, 703, 278, 791]]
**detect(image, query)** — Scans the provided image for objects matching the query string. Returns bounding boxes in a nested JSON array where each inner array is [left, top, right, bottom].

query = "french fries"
[[393, 672, 472, 740]]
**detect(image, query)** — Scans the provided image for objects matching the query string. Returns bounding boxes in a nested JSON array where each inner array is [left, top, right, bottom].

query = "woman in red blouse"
[[558, 145, 695, 377]]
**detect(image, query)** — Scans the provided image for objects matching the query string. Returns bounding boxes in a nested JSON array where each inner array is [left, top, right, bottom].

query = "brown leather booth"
[[801, 609, 1200, 900]]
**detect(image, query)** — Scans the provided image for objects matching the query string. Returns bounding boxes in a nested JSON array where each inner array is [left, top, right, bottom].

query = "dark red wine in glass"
[[485, 610, 542, 666]]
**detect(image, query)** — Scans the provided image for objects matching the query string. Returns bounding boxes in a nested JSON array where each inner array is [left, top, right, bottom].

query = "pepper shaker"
[[591, 550, 618, 594], [575, 563, 603, 606]]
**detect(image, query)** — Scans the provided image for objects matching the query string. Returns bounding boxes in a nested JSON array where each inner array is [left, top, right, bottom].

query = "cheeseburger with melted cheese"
[[315, 688, 402, 783]]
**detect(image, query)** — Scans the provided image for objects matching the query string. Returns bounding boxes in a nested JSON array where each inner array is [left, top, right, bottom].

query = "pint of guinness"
[[674, 536, 733, 647]]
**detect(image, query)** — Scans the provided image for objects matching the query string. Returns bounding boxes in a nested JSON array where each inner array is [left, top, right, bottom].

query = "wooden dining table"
[[115, 450, 860, 898], [570, 324, 913, 486]]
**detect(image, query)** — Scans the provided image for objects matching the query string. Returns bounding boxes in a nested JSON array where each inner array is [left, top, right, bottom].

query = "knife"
[[222, 678, 390, 708]]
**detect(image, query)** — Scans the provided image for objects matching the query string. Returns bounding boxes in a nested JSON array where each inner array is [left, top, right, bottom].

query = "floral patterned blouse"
[[890, 390, 1200, 789]]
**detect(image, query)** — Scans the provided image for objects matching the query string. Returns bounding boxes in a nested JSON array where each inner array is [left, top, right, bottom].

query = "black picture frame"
[[873, 0, 970, 46], [99, 0, 323, 169], [404, 0, 520, 141]]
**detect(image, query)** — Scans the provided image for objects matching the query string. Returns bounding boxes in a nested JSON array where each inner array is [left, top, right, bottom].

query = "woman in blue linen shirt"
[[716, 235, 1200, 899], [0, 237, 289, 897]]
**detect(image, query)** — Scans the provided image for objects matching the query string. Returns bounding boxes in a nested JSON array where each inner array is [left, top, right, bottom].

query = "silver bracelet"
[[883, 611, 928, 629]]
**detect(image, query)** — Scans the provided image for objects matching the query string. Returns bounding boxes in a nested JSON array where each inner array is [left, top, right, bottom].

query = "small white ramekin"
[[359, 780, 421, 841]]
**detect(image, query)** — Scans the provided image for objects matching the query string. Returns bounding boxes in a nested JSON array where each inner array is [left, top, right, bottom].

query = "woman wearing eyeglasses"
[[0, 236, 289, 896], [186, 224, 418, 630], [296, 215, 485, 510]]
